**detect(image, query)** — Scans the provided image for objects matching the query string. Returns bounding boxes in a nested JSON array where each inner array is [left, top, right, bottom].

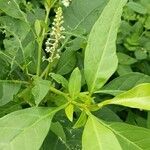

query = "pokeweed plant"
[[0, 0, 150, 150]]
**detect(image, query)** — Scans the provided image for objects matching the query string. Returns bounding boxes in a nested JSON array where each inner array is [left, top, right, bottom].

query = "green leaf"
[[135, 50, 147, 60], [109, 83, 150, 110], [50, 73, 68, 90], [82, 115, 122, 150], [65, 104, 74, 122], [41, 112, 83, 150], [41, 130, 71, 150], [94, 107, 122, 122], [98, 72, 150, 95], [0, 101, 21, 118], [95, 89, 124, 96], [68, 68, 81, 99], [117, 52, 137, 65], [0, 56, 10, 79], [84, 0, 127, 93], [140, 0, 150, 14], [50, 122, 66, 142], [0, 16, 31, 72], [127, 2, 147, 14], [0, 107, 62, 150], [0, 16, 30, 42], [56, 50, 76, 75], [147, 112, 150, 129], [63, 0, 109, 33], [145, 16, 150, 30], [0, 0, 27, 21], [109, 122, 150, 149], [32, 77, 51, 106], [126, 111, 147, 127], [42, 109, 83, 149], [117, 64, 132, 76], [0, 81, 21, 106], [83, 115, 150, 150], [18, 86, 35, 106], [73, 111, 87, 129]]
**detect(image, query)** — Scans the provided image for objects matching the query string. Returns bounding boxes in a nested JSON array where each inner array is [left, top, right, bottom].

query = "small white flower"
[[44, 7, 65, 63], [62, 0, 72, 7], [42, 56, 46, 62]]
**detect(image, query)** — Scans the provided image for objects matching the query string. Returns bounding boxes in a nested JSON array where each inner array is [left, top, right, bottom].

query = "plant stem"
[[36, 8, 51, 76], [0, 80, 29, 85], [44, 63, 51, 79], [97, 99, 112, 109], [49, 86, 69, 100], [40, 63, 51, 78]]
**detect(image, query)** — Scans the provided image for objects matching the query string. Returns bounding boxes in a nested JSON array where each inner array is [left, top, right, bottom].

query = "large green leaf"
[[68, 68, 81, 100], [127, 1, 147, 14], [94, 107, 122, 122], [0, 0, 26, 21], [84, 0, 127, 94], [0, 106, 63, 150], [96, 72, 150, 96], [108, 83, 150, 110], [109, 122, 150, 150], [63, 0, 109, 33], [103, 72, 150, 91], [82, 115, 150, 150], [82, 115, 122, 150], [0, 81, 21, 106]]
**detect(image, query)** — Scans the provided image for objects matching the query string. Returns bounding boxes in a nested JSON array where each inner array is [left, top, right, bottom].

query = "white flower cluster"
[[62, 0, 72, 7], [43, 7, 65, 62]]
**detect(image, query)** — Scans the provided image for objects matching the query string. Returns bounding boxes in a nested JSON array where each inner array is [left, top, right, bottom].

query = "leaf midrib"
[[89, 1, 121, 93], [112, 96, 150, 103], [1, 106, 65, 148], [99, 121, 143, 150], [90, 117, 102, 149], [73, 1, 108, 30], [8, 111, 53, 146]]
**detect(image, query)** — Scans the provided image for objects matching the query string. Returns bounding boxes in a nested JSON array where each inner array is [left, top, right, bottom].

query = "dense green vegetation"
[[0, 0, 150, 149]]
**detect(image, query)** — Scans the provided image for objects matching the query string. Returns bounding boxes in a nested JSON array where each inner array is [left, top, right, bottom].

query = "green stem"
[[72, 101, 87, 109], [0, 80, 29, 85], [37, 38, 43, 76], [97, 99, 112, 109], [36, 8, 51, 76], [40, 63, 51, 78], [49, 86, 69, 100], [45, 63, 51, 79]]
